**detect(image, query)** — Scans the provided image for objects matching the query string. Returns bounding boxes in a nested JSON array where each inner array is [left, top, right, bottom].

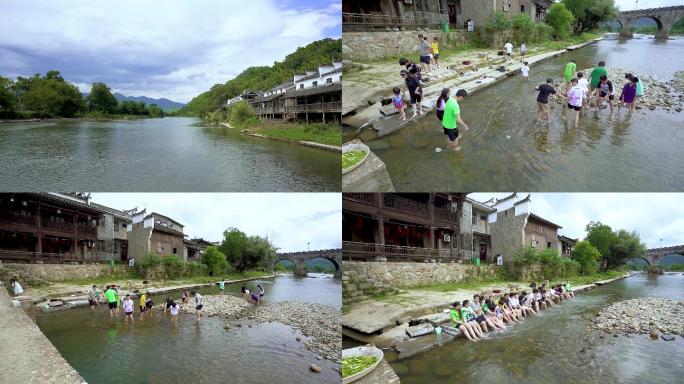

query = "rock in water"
[[309, 363, 322, 373], [661, 334, 675, 341], [223, 324, 230, 330], [650, 330, 659, 340]]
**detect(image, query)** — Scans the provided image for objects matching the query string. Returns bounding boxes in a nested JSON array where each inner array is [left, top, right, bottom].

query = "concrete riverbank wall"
[[0, 283, 85, 384], [343, 261, 501, 303], [1, 262, 128, 282], [343, 30, 469, 61]]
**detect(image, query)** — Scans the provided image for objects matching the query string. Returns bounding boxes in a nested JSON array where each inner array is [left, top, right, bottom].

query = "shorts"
[[537, 101, 549, 113], [196, 304, 203, 310], [166, 302, 173, 309], [125, 311, 133, 316], [443, 127, 459, 141], [506, 52, 511, 56], [145, 301, 153, 309], [409, 91, 422, 104], [436, 109, 444, 121], [140, 306, 146, 313], [467, 318, 477, 323], [476, 315, 486, 324], [394, 102, 405, 110], [89, 299, 97, 306], [599, 92, 614, 100], [434, 54, 440, 60], [108, 302, 117, 309], [420, 55, 431, 64], [567, 103, 581, 111]]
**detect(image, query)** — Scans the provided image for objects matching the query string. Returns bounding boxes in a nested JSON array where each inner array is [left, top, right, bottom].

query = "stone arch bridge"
[[273, 249, 342, 278], [616, 5, 684, 39], [640, 245, 684, 265]]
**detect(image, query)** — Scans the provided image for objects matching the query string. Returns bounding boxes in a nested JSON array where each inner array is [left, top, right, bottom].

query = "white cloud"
[[91, 193, 341, 253], [0, 0, 341, 102], [469, 192, 684, 248]]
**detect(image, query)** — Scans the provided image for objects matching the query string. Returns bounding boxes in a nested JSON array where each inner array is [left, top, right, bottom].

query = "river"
[[0, 117, 340, 191], [376, 273, 683, 383], [32, 274, 341, 384], [344, 36, 684, 192]]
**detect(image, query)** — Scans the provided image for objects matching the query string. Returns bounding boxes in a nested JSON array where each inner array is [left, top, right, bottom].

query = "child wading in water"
[[441, 89, 469, 151], [123, 294, 134, 324], [392, 87, 406, 121], [620, 74, 638, 114], [565, 78, 584, 127], [577, 72, 589, 109], [535, 78, 557, 123], [169, 299, 179, 326], [521, 61, 530, 80], [191, 290, 203, 321], [435, 88, 449, 123]]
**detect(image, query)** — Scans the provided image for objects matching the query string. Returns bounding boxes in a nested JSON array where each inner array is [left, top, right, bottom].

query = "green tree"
[[511, 13, 536, 43], [219, 227, 250, 267], [562, 0, 618, 33], [87, 82, 118, 113], [0, 76, 17, 115], [227, 100, 259, 127], [21, 72, 82, 118], [546, 3, 575, 39], [585, 221, 615, 264], [608, 230, 646, 269], [218, 227, 277, 272], [202, 246, 228, 276], [571, 240, 600, 274], [148, 104, 164, 117]]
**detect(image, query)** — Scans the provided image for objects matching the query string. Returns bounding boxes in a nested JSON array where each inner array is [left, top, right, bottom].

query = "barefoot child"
[[620, 75, 637, 114], [435, 88, 449, 122], [169, 300, 179, 326], [521, 61, 530, 80], [391, 87, 406, 120], [566, 78, 584, 128], [123, 294, 134, 323], [450, 301, 479, 341], [441, 89, 469, 151], [401, 68, 423, 118], [577, 72, 589, 109], [536, 78, 557, 123], [191, 290, 203, 321], [595, 74, 615, 116]]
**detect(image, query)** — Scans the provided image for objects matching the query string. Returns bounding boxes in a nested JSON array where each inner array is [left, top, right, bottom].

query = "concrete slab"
[[406, 323, 434, 338], [395, 332, 455, 360], [356, 358, 401, 384], [342, 139, 395, 192]]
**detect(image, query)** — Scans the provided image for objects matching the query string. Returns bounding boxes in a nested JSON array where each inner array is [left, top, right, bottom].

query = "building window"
[[299, 84, 304, 89], [503, 0, 511, 12], [547, 242, 552, 248], [173, 247, 177, 254], [312, 81, 318, 87], [326, 78, 333, 84], [521, 5, 525, 13], [114, 219, 119, 232]]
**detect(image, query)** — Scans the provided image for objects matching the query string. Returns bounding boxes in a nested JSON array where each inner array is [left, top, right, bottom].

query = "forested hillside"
[[178, 38, 341, 117]]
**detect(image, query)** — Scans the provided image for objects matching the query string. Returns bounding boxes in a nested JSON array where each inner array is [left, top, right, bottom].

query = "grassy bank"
[[248, 123, 341, 146]]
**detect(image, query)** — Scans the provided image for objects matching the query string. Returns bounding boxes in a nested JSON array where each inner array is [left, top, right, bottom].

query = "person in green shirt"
[[218, 278, 226, 295], [104, 285, 118, 318], [449, 301, 479, 341], [563, 282, 575, 298], [562, 60, 576, 87], [589, 61, 607, 105], [441, 88, 469, 151]]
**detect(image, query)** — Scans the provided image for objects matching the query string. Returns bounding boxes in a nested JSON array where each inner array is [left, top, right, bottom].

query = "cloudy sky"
[[91, 193, 341, 253], [469, 193, 683, 249], [0, 0, 341, 103]]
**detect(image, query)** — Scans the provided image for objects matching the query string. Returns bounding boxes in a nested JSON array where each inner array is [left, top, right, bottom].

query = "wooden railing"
[[383, 194, 429, 217], [343, 12, 432, 27], [286, 101, 341, 113], [434, 205, 459, 223], [342, 241, 466, 262], [0, 249, 80, 263], [0, 213, 35, 226], [344, 193, 378, 205], [41, 218, 74, 233]]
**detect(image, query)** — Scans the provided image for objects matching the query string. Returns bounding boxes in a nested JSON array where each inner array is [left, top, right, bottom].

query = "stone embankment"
[[156, 295, 341, 365], [0, 284, 85, 384], [592, 297, 684, 338]]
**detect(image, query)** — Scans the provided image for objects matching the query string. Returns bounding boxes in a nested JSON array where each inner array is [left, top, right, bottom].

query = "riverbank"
[[0, 115, 161, 123], [156, 294, 341, 366], [592, 297, 684, 337], [343, 35, 600, 119], [238, 123, 342, 152], [17, 272, 274, 309], [342, 271, 631, 343], [0, 283, 85, 384]]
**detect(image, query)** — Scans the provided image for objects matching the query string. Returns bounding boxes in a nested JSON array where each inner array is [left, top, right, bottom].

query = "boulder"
[[309, 363, 322, 373]]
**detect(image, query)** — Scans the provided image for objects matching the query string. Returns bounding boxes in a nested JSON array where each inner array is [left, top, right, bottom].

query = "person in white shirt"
[[11, 278, 23, 296], [520, 42, 527, 61], [524, 290, 539, 312], [122, 294, 135, 324], [576, 72, 589, 108], [504, 40, 513, 62], [521, 61, 530, 79], [169, 300, 180, 326], [565, 78, 584, 128], [191, 291, 203, 321]]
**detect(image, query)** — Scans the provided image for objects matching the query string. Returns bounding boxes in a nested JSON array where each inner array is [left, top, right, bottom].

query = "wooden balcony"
[[344, 193, 378, 205], [343, 241, 465, 262], [286, 101, 341, 113], [0, 249, 80, 263], [41, 218, 74, 234], [383, 194, 429, 218], [343, 12, 446, 28], [0, 212, 36, 227]]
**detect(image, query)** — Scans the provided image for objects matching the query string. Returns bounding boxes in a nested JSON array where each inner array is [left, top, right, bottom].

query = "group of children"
[[241, 284, 265, 306], [164, 290, 203, 324], [534, 60, 646, 127], [449, 281, 575, 341]]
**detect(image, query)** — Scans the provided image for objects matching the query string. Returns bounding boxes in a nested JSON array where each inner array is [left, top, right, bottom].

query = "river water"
[[0, 117, 340, 191], [384, 273, 684, 384], [33, 274, 341, 384], [345, 36, 684, 191]]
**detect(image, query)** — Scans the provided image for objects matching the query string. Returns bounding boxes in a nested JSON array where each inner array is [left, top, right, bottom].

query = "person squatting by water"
[[449, 286, 573, 342]]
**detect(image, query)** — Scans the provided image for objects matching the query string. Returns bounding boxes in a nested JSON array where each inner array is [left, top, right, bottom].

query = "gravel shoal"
[[592, 297, 684, 336], [155, 295, 341, 365]]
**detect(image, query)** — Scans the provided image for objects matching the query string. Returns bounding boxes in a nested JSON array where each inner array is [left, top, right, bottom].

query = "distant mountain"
[[112, 93, 185, 111], [81, 92, 186, 111]]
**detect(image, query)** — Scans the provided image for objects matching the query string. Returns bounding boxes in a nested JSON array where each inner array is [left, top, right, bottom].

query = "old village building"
[[342, 0, 554, 31], [227, 62, 342, 124], [127, 210, 187, 262], [342, 193, 471, 262]]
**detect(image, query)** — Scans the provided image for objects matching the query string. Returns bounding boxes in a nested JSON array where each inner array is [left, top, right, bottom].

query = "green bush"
[[140, 252, 162, 268], [227, 100, 259, 127], [511, 13, 536, 43], [187, 261, 209, 276], [535, 23, 555, 42], [546, 3, 574, 40], [571, 240, 600, 275], [162, 254, 185, 279], [485, 11, 512, 33], [513, 246, 540, 265], [202, 246, 229, 276]]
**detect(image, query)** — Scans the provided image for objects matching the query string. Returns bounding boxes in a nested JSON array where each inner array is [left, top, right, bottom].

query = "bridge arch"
[[616, 5, 684, 39], [272, 249, 342, 278]]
